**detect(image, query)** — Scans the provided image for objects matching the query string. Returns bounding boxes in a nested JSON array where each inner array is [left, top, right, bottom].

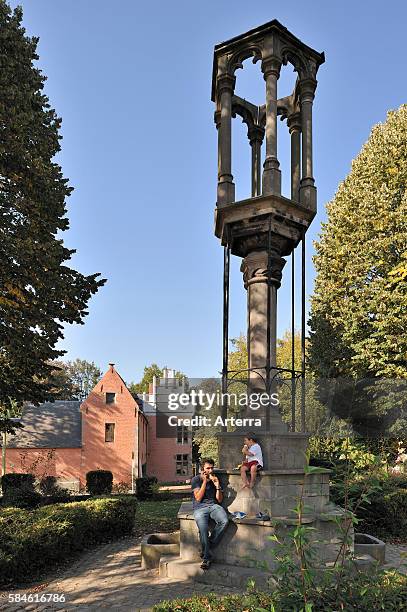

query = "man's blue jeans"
[[193, 503, 229, 561]]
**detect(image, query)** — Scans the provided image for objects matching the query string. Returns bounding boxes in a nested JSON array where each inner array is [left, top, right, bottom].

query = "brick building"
[[3, 364, 193, 490]]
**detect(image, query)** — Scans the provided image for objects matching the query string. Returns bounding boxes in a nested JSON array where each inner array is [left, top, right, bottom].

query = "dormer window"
[[106, 392, 116, 404]]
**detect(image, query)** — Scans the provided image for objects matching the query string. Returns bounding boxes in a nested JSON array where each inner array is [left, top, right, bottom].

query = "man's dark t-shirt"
[[191, 474, 218, 510]]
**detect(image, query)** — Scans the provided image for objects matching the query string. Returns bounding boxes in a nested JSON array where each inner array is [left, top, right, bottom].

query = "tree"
[[129, 364, 185, 395], [228, 334, 248, 374], [0, 2, 105, 411], [64, 359, 102, 400], [129, 364, 163, 395], [0, 399, 23, 476], [309, 105, 407, 380], [48, 359, 102, 400]]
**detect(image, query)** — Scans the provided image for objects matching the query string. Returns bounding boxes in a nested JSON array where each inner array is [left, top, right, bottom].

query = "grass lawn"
[[134, 497, 188, 537]]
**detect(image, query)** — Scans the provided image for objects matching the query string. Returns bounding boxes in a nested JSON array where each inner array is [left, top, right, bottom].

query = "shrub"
[[152, 569, 407, 611], [86, 470, 113, 495], [1, 473, 42, 509], [2, 485, 42, 509], [39, 476, 71, 504], [111, 480, 132, 494], [136, 476, 158, 500], [331, 475, 407, 540], [1, 473, 35, 494], [0, 495, 137, 585]]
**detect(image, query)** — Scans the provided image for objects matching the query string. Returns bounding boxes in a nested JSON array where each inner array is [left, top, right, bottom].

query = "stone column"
[[261, 58, 282, 196], [287, 112, 301, 202], [241, 248, 286, 430], [299, 79, 317, 210], [217, 74, 236, 206], [248, 125, 264, 197]]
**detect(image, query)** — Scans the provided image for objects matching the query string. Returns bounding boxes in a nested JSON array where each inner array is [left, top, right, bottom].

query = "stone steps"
[[160, 556, 276, 590]]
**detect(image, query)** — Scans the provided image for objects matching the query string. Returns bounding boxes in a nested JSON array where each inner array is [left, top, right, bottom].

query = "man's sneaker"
[[200, 559, 211, 570]]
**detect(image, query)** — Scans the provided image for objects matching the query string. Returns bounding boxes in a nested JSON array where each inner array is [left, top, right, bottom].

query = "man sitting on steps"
[[191, 457, 229, 570]]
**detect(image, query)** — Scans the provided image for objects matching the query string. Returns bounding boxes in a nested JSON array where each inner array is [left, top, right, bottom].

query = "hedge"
[[1, 473, 35, 493], [136, 476, 158, 500], [330, 476, 407, 540], [0, 495, 137, 585], [86, 470, 113, 495]]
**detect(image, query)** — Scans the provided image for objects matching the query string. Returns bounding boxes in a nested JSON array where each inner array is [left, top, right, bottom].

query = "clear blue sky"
[[11, 0, 407, 384]]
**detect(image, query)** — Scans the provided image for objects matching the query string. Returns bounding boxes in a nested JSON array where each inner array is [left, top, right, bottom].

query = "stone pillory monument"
[[159, 20, 366, 587]]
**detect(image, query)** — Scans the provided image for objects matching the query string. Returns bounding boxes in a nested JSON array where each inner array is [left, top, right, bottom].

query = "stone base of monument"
[[159, 555, 276, 590], [160, 434, 380, 587], [160, 496, 361, 588]]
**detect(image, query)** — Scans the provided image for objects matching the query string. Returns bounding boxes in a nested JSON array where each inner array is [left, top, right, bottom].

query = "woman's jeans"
[[193, 504, 229, 561]]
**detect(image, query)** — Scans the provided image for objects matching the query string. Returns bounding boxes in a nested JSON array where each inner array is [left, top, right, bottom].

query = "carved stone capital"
[[217, 73, 236, 98], [241, 249, 286, 289], [247, 124, 265, 146], [287, 111, 302, 134], [298, 78, 317, 103], [261, 56, 282, 80]]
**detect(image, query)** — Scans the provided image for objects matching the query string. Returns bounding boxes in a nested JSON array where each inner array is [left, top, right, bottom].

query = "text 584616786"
[[8, 593, 66, 603]]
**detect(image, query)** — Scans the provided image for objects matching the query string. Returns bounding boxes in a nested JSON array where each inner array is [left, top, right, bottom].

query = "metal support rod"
[[266, 216, 272, 432], [291, 249, 296, 432], [301, 230, 306, 432], [222, 244, 230, 429]]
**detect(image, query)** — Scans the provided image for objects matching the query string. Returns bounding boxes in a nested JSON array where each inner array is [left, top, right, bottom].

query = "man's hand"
[[209, 474, 219, 487]]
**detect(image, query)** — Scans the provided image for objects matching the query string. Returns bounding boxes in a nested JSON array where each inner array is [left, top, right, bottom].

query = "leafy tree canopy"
[[47, 359, 102, 400], [129, 364, 185, 395], [0, 2, 105, 409], [309, 105, 407, 379]]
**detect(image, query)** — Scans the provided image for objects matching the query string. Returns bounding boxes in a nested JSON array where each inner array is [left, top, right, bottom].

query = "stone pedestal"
[[219, 468, 329, 517], [217, 431, 309, 471], [162, 436, 356, 587], [161, 498, 354, 587]]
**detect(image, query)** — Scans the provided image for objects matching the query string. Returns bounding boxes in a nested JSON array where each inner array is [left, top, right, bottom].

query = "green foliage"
[[228, 334, 248, 374], [309, 436, 407, 539], [47, 359, 102, 400], [0, 1, 105, 411], [1, 472, 35, 493], [228, 330, 305, 374], [39, 476, 70, 503], [0, 496, 137, 585], [152, 571, 407, 611], [192, 430, 219, 464], [129, 364, 185, 395], [86, 470, 113, 495], [309, 105, 407, 379], [331, 475, 407, 540], [135, 476, 158, 500], [1, 473, 42, 509]]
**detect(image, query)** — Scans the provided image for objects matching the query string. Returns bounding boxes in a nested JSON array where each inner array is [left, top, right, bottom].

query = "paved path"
[[0, 536, 242, 611], [0, 538, 406, 612], [383, 543, 407, 575]]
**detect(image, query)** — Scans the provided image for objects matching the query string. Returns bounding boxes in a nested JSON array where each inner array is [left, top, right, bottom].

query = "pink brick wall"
[[80, 365, 141, 487], [4, 447, 81, 483], [146, 415, 192, 482]]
